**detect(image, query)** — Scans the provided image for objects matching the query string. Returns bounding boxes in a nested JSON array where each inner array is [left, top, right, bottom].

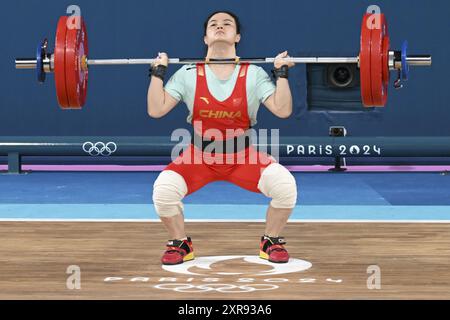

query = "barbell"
[[15, 12, 431, 109]]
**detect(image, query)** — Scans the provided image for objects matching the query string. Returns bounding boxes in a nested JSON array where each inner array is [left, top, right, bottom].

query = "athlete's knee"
[[152, 170, 188, 217], [257, 163, 297, 209]]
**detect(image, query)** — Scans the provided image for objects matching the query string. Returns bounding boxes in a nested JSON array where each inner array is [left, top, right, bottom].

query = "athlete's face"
[[204, 13, 240, 47]]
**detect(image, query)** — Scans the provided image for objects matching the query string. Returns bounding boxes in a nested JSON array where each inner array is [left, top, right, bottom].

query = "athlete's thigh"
[[165, 145, 218, 195], [225, 147, 275, 193]]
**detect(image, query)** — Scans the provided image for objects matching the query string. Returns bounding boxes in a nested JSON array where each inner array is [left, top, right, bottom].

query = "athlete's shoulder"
[[169, 64, 197, 83], [247, 64, 272, 81]]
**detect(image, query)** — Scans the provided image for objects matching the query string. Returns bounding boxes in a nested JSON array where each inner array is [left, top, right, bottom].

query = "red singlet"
[[165, 63, 275, 195]]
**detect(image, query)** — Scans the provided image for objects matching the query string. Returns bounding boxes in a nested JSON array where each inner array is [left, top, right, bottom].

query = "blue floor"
[[1, 172, 450, 220]]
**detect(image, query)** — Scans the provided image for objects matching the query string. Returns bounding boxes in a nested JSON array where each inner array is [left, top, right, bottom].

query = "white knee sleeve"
[[257, 163, 297, 209], [152, 170, 188, 217]]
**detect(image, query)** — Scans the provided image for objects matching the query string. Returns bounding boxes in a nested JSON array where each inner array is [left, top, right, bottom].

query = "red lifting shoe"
[[161, 237, 195, 265], [259, 235, 290, 263]]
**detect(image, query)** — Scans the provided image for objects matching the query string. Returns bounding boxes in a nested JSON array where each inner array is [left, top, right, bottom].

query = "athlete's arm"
[[147, 52, 179, 118], [263, 78, 293, 118]]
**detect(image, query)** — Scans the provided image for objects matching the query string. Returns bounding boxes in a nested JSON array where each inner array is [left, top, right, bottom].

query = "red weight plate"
[[370, 13, 387, 107], [360, 13, 373, 107], [65, 16, 89, 108], [54, 16, 69, 108]]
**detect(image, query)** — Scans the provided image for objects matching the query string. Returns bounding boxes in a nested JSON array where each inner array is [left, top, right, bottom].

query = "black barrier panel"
[[2, 136, 450, 157]]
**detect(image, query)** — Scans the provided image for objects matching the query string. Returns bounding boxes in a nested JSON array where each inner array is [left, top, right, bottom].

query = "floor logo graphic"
[[154, 255, 313, 293]]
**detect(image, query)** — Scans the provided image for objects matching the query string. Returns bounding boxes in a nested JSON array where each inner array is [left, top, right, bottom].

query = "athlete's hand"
[[152, 52, 169, 67], [274, 51, 295, 69]]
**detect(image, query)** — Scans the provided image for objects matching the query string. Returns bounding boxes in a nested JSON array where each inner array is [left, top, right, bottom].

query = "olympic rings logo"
[[154, 283, 279, 293], [82, 141, 118, 157]]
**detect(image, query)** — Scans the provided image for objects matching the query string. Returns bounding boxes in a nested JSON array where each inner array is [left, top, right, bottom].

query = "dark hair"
[[203, 11, 241, 36]]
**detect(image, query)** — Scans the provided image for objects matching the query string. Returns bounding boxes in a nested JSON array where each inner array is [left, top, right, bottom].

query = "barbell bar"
[[14, 13, 431, 109], [16, 56, 431, 68]]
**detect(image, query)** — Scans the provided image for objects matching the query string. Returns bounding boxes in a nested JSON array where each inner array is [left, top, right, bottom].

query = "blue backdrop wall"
[[0, 0, 447, 138]]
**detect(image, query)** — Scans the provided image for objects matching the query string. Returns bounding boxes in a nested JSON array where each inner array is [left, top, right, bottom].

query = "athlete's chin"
[[210, 39, 235, 47]]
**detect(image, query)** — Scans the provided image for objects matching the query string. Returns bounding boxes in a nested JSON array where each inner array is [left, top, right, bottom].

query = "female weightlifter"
[[147, 11, 297, 265]]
